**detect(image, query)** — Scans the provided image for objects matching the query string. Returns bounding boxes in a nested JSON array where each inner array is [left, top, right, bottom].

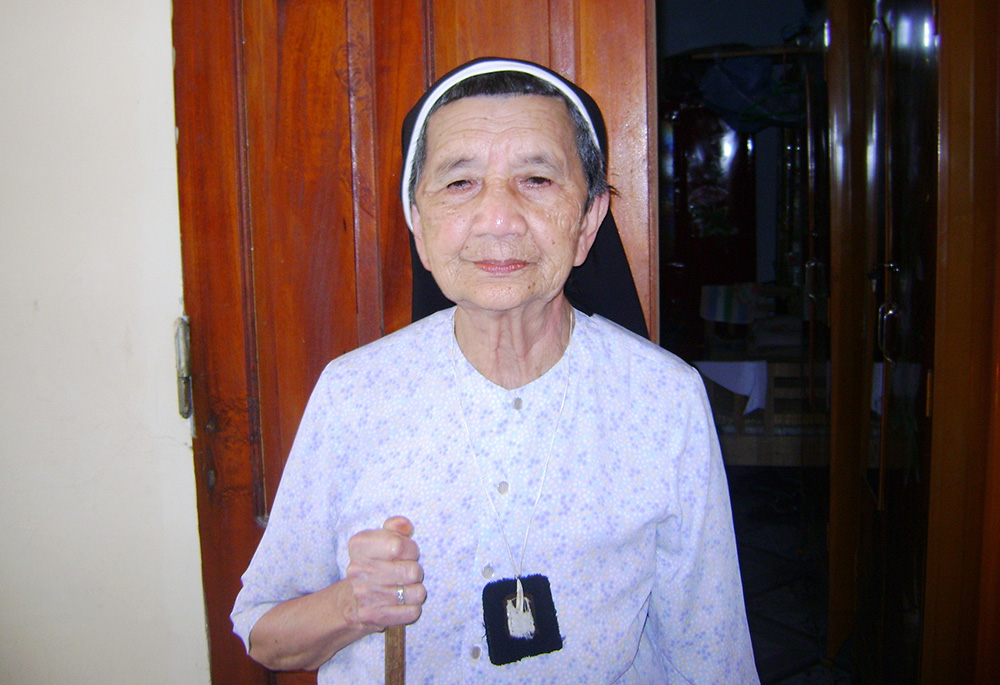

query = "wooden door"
[[824, 0, 1000, 680], [851, 1, 938, 679], [172, 2, 655, 681]]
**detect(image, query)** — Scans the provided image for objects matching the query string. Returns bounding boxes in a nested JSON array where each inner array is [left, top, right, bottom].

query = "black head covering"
[[401, 57, 648, 339]]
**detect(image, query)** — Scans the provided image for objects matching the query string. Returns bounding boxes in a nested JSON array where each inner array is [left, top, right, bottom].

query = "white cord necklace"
[[455, 353, 571, 594], [451, 313, 573, 663]]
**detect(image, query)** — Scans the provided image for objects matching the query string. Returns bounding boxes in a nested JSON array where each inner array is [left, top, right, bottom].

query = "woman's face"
[[411, 94, 607, 317]]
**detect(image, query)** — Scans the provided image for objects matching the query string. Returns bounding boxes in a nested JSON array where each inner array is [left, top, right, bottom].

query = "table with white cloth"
[[693, 360, 769, 415], [693, 359, 829, 466]]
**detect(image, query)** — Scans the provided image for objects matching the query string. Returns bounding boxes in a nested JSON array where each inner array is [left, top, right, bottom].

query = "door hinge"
[[174, 317, 193, 419]]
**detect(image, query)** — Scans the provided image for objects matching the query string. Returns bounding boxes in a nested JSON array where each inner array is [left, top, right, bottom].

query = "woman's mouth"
[[473, 259, 529, 274]]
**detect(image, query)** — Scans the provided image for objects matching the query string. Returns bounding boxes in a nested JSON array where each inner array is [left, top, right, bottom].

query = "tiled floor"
[[727, 466, 852, 684]]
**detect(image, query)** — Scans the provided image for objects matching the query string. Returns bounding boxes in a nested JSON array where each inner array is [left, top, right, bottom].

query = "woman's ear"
[[410, 206, 433, 271], [574, 191, 610, 267]]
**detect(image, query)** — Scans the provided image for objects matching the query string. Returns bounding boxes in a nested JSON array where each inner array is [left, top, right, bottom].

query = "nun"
[[231, 57, 757, 684]]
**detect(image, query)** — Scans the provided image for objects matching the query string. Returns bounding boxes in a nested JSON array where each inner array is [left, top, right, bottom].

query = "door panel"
[[371, 0, 428, 336], [924, 0, 1000, 680], [173, 1, 270, 683], [430, 0, 552, 70], [246, 1, 361, 519], [855, 2, 937, 680], [824, 0, 1000, 680], [577, 0, 657, 332], [173, 2, 654, 681], [824, 0, 871, 659]]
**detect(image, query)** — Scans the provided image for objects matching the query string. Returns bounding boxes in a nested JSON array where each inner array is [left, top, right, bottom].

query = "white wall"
[[0, 2, 210, 683]]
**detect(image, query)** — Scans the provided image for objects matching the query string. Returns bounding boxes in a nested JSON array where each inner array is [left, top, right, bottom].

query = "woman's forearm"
[[248, 579, 372, 672]]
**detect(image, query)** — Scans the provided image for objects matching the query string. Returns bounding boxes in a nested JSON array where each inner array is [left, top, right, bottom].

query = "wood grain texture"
[[246, 1, 359, 513], [576, 0, 655, 332], [823, 0, 869, 660], [348, 0, 384, 346], [372, 0, 427, 335], [173, 0, 270, 681], [924, 0, 999, 679], [978, 137, 1000, 682], [548, 0, 578, 80], [429, 0, 551, 76], [384, 625, 406, 684]]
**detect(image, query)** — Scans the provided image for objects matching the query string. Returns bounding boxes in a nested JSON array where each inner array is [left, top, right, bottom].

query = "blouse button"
[[513, 397, 523, 410], [481, 565, 494, 579], [497, 481, 509, 495], [470, 646, 482, 660]]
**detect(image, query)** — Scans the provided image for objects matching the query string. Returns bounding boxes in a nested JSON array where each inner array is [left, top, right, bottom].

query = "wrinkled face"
[[411, 95, 607, 316]]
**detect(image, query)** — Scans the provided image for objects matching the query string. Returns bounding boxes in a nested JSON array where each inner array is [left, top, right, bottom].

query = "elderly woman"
[[232, 58, 757, 683]]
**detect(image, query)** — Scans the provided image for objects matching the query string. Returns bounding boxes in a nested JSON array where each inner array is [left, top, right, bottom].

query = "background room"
[[658, 2, 848, 682]]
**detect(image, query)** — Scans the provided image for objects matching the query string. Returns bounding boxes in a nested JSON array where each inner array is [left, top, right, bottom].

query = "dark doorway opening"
[[656, 3, 846, 681]]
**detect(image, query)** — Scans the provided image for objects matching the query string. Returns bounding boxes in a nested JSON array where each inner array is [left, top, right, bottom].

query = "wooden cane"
[[385, 625, 405, 685]]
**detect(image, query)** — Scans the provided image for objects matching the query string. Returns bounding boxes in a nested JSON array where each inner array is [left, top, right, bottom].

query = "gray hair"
[[407, 71, 609, 213]]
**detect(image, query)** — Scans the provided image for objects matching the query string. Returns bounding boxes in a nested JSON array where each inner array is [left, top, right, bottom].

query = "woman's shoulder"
[[575, 311, 696, 377], [316, 308, 455, 387]]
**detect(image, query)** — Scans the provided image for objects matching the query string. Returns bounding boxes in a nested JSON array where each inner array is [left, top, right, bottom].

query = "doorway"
[[656, 2, 845, 681], [173, 0, 997, 680]]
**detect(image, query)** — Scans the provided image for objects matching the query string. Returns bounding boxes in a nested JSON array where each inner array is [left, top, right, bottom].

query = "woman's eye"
[[525, 176, 552, 187], [447, 179, 472, 190]]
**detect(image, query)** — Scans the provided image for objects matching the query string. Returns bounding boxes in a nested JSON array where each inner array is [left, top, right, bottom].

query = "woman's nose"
[[472, 180, 527, 237]]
